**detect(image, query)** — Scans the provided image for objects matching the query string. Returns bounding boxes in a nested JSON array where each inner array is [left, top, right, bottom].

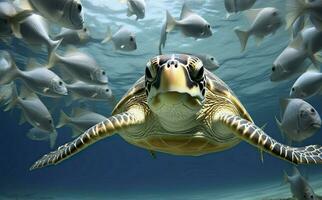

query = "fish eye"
[[102, 71, 106, 75], [77, 4, 82, 12], [272, 66, 276, 71], [105, 88, 109, 92], [311, 108, 315, 113], [272, 11, 277, 16], [210, 57, 214, 61], [49, 119, 52, 124], [311, 195, 314, 199], [59, 81, 63, 86], [83, 28, 87, 32], [291, 87, 295, 91], [129, 36, 134, 42], [206, 24, 210, 29]]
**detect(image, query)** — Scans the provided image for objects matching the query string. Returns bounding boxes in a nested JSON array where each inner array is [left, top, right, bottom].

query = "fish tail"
[[234, 27, 249, 52], [4, 83, 19, 112], [285, 0, 306, 30], [49, 130, 58, 149], [47, 39, 62, 61], [282, 170, 289, 185], [9, 10, 33, 39], [166, 10, 177, 33], [101, 26, 112, 44], [47, 39, 62, 69], [56, 111, 70, 128]]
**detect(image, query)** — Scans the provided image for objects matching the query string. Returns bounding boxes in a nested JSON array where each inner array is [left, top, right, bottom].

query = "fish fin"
[[19, 113, 27, 125], [279, 99, 291, 117], [71, 127, 82, 138], [101, 26, 113, 44], [18, 0, 33, 10], [234, 27, 249, 52], [43, 87, 50, 93], [180, 2, 194, 19], [306, 64, 320, 72], [26, 58, 42, 70], [285, 0, 306, 29], [56, 111, 70, 128], [283, 170, 290, 185], [289, 33, 303, 50], [8, 10, 33, 38], [292, 166, 301, 176], [47, 39, 63, 62], [225, 12, 232, 19], [91, 92, 98, 98], [47, 39, 62, 69], [244, 8, 262, 23], [254, 35, 264, 46], [275, 116, 286, 139], [72, 107, 90, 117], [4, 85, 18, 111], [49, 130, 58, 149], [20, 86, 37, 100], [127, 8, 133, 17], [166, 10, 177, 33]]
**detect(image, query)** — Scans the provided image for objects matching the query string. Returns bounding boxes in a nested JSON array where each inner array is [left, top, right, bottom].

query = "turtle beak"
[[155, 61, 201, 100]]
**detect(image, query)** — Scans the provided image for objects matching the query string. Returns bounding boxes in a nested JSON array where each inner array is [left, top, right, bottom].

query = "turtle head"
[[145, 54, 205, 122]]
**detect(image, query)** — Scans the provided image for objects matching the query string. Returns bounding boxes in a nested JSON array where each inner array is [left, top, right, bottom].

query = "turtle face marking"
[[145, 54, 205, 120]]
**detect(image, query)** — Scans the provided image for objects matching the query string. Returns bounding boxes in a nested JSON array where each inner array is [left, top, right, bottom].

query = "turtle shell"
[[112, 69, 253, 123]]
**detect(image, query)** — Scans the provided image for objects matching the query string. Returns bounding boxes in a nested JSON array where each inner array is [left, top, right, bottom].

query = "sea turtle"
[[30, 54, 322, 170]]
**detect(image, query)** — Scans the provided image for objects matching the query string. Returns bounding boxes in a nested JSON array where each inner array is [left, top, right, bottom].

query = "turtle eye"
[[77, 4, 82, 12], [145, 66, 153, 81], [189, 65, 204, 81]]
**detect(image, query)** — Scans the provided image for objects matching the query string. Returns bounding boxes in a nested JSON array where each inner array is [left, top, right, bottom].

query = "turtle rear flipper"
[[218, 114, 322, 164], [30, 107, 146, 170]]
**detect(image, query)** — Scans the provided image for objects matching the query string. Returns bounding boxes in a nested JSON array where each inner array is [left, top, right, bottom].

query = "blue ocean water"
[[0, 0, 322, 199]]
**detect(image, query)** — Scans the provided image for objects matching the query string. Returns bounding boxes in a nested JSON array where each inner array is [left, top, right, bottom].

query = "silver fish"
[[56, 108, 107, 138], [290, 65, 322, 99], [166, 3, 212, 39], [5, 86, 57, 147], [275, 98, 321, 143], [11, 14, 61, 57], [270, 46, 311, 82], [102, 26, 137, 52], [54, 27, 90, 46], [234, 7, 283, 51], [284, 167, 320, 200], [20, 0, 84, 29], [48, 47, 108, 85], [0, 82, 15, 105], [124, 0, 146, 20], [66, 81, 113, 101], [0, 53, 68, 97]]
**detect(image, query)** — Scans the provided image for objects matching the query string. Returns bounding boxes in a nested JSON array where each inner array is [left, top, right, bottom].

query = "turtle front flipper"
[[217, 114, 322, 164], [30, 107, 146, 170]]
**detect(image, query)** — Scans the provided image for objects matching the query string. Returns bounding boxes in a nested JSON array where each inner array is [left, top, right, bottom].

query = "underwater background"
[[0, 0, 322, 199]]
